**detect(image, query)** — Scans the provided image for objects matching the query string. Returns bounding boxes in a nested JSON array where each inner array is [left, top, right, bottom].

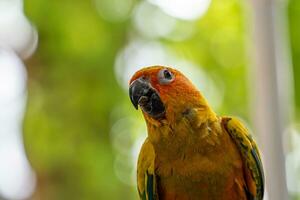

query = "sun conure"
[[129, 66, 264, 200]]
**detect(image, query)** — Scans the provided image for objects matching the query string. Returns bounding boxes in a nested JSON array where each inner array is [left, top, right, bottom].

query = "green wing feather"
[[138, 170, 157, 200], [147, 171, 156, 200], [137, 139, 158, 200], [222, 117, 265, 200]]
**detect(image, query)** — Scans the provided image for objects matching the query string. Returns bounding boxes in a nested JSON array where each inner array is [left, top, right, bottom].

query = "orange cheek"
[[149, 76, 159, 86]]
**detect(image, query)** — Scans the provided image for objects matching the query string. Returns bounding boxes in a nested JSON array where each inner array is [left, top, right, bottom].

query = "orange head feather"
[[129, 66, 212, 126]]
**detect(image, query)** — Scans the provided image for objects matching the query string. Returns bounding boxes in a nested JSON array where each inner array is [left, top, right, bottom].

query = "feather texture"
[[131, 66, 264, 200]]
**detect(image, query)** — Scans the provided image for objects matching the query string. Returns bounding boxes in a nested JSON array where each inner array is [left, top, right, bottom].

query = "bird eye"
[[158, 69, 175, 85]]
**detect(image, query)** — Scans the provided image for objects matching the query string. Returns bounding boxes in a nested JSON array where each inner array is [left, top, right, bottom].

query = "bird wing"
[[137, 139, 158, 200], [222, 117, 265, 200]]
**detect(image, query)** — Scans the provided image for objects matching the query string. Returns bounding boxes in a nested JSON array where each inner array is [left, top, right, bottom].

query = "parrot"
[[129, 66, 264, 200]]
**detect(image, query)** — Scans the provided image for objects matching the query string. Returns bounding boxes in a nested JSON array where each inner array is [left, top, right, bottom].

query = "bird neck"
[[146, 106, 219, 160]]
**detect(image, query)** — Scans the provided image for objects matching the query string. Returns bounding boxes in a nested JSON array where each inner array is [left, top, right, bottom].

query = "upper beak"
[[129, 77, 166, 119], [129, 77, 150, 110]]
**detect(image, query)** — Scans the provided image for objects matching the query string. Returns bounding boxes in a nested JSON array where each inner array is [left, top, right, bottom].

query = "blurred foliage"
[[289, 0, 300, 120], [24, 1, 130, 199], [21, 0, 299, 199]]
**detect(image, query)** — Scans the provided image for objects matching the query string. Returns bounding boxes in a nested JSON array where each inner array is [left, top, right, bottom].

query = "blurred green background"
[[21, 0, 300, 199]]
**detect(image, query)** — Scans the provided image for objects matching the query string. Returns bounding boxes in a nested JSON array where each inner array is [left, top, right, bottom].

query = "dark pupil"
[[163, 70, 172, 80]]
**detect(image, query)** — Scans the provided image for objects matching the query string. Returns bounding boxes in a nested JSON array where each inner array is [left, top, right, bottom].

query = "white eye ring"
[[158, 69, 175, 85]]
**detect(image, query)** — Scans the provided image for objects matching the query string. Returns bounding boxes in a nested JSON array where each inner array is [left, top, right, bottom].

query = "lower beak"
[[129, 77, 165, 119]]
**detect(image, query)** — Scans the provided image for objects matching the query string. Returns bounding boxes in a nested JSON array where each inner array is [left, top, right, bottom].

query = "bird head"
[[129, 66, 212, 126]]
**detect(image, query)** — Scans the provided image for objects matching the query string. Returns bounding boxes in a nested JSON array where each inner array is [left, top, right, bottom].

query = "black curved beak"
[[129, 77, 165, 119]]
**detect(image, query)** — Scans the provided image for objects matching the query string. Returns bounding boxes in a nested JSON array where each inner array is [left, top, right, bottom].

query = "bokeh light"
[[0, 49, 26, 104], [133, 1, 177, 39], [0, 50, 36, 200], [114, 39, 223, 109], [284, 124, 300, 196], [148, 0, 211, 20], [0, 0, 37, 59], [114, 39, 169, 89], [0, 0, 37, 199], [164, 20, 196, 42], [0, 139, 36, 200], [110, 115, 146, 186]]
